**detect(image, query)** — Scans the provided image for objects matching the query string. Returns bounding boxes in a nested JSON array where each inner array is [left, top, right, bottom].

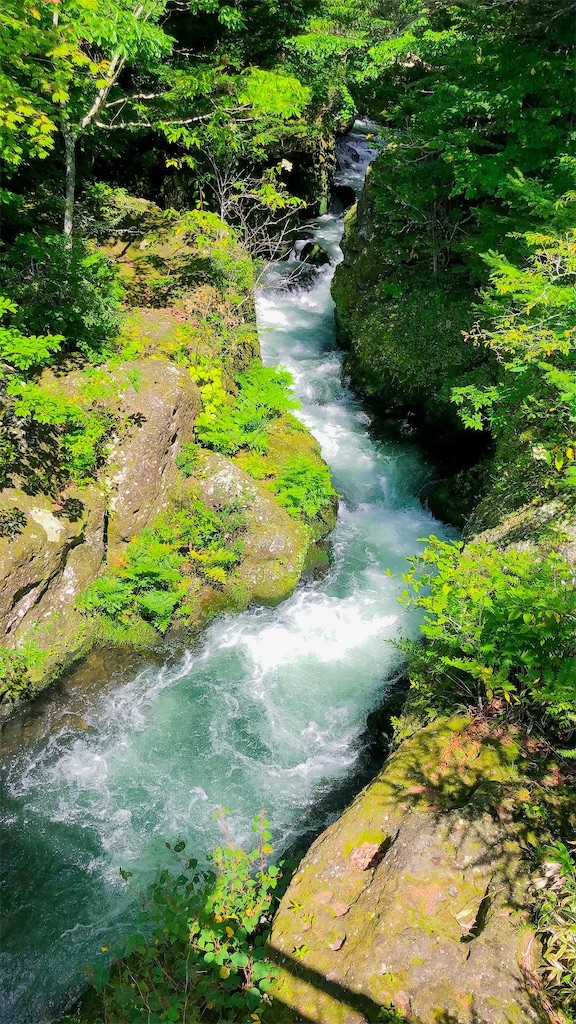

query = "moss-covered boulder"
[[300, 242, 332, 268], [0, 485, 106, 709], [0, 483, 100, 634], [269, 717, 549, 1024], [331, 156, 490, 436], [103, 360, 200, 552], [193, 451, 309, 605]]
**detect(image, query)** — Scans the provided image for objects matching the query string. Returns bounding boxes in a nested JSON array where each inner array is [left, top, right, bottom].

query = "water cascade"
[[0, 124, 449, 1023]]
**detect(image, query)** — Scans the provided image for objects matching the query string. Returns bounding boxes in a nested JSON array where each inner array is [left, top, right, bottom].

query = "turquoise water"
[[0, 127, 448, 1023]]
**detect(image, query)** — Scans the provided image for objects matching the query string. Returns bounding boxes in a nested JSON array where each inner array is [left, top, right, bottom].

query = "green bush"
[[90, 814, 283, 1024], [175, 441, 201, 477], [452, 177, 576, 514], [270, 454, 337, 520], [0, 642, 45, 704], [0, 295, 63, 372], [194, 359, 298, 455], [400, 537, 576, 736], [79, 498, 246, 638], [6, 378, 117, 486], [0, 233, 123, 358]]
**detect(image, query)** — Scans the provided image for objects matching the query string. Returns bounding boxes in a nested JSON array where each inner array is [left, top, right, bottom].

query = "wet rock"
[[300, 242, 332, 268], [269, 717, 549, 1024], [331, 184, 357, 214]]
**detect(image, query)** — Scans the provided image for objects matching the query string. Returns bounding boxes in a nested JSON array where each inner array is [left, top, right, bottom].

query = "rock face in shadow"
[[300, 242, 332, 268], [269, 717, 549, 1024]]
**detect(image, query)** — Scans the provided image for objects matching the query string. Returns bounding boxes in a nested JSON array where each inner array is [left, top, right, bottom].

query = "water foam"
[[0, 122, 449, 1024]]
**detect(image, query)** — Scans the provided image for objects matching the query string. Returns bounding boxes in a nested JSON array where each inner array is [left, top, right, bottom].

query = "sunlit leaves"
[[400, 536, 576, 732], [94, 813, 283, 1021]]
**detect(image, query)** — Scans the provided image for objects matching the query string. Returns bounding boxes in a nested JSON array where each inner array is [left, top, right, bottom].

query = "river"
[[0, 124, 448, 1023]]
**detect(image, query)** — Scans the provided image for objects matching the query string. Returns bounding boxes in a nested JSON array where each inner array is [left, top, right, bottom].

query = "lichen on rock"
[[268, 717, 550, 1024]]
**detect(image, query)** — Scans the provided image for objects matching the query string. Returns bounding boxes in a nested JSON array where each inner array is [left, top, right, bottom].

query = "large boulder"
[[194, 451, 309, 605], [269, 717, 549, 1024], [0, 486, 104, 641], [103, 359, 201, 552], [0, 486, 106, 703], [300, 242, 333, 268], [0, 359, 200, 704]]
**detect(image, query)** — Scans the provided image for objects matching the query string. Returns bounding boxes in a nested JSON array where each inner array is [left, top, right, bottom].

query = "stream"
[[0, 124, 449, 1023]]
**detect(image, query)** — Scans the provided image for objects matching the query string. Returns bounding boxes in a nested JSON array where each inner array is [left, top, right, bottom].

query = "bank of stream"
[[0, 125, 450, 1023]]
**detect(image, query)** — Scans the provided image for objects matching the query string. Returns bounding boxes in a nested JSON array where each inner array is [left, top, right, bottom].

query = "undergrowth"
[[193, 359, 298, 455], [78, 494, 246, 641], [399, 537, 576, 746], [534, 841, 576, 1018], [0, 641, 45, 704], [269, 454, 337, 521], [87, 813, 284, 1024]]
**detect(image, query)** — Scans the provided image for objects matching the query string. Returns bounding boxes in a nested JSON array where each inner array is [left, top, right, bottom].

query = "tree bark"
[[63, 129, 76, 237]]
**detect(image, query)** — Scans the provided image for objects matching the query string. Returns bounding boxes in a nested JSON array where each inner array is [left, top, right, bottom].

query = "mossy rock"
[[262, 416, 339, 541], [331, 151, 491, 433], [268, 717, 551, 1024], [191, 451, 310, 606], [0, 484, 106, 716]]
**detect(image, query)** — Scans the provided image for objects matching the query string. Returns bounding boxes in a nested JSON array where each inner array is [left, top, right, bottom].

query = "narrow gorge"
[[1, 3, 574, 1023], [1, 127, 446, 1023]]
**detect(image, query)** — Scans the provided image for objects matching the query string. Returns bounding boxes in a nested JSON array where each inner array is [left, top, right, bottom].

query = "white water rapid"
[[0, 124, 449, 1023]]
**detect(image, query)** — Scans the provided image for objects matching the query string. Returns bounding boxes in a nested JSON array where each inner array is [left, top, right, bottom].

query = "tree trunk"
[[63, 130, 76, 237]]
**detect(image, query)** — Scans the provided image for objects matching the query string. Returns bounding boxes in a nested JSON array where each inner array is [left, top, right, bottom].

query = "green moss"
[[343, 828, 387, 858]]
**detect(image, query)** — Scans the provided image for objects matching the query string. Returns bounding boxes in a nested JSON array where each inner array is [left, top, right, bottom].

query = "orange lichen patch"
[[348, 842, 382, 871], [330, 901, 351, 918], [437, 717, 490, 774], [315, 891, 334, 905]]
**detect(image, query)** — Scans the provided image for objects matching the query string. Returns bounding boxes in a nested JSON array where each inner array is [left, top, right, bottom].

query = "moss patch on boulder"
[[268, 717, 554, 1024]]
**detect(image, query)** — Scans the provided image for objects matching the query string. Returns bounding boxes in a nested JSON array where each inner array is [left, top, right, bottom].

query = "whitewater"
[[0, 124, 448, 1022]]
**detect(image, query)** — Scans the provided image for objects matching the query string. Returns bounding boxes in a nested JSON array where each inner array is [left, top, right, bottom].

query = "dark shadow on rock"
[[267, 946, 541, 1024]]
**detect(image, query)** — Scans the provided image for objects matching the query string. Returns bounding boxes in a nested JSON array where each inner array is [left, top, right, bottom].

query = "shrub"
[[175, 441, 201, 477], [194, 359, 299, 455], [400, 537, 576, 736], [91, 814, 283, 1023], [0, 295, 63, 372], [451, 178, 576, 512], [0, 233, 123, 358], [0, 642, 45, 703], [79, 533, 187, 634], [270, 454, 337, 520], [534, 842, 576, 1016], [79, 498, 246, 637], [7, 379, 117, 485]]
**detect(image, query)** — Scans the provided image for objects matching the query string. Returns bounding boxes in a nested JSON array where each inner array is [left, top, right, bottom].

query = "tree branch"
[[79, 2, 145, 131], [94, 112, 214, 129]]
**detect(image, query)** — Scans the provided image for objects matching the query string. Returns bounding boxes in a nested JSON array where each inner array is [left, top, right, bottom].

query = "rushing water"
[[0, 125, 449, 1023]]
